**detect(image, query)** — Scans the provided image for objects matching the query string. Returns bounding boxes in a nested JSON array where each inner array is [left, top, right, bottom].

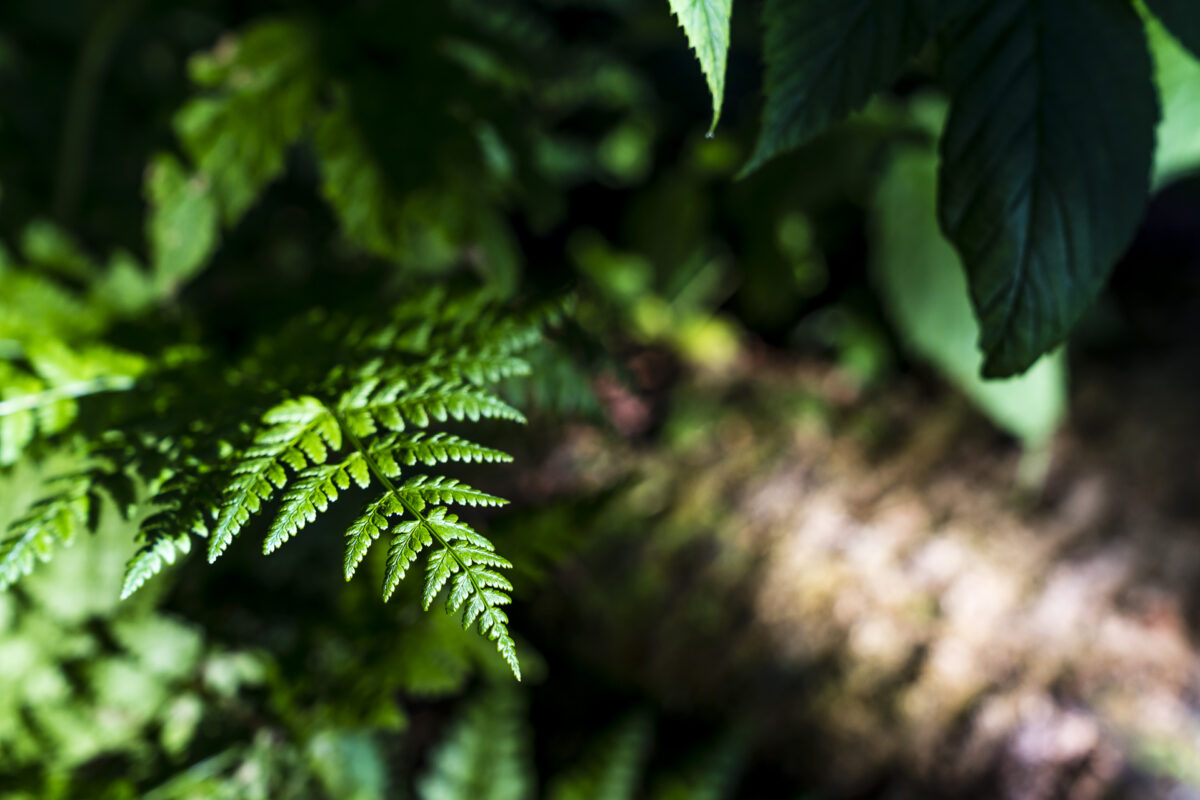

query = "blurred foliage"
[[2, 0, 1199, 796]]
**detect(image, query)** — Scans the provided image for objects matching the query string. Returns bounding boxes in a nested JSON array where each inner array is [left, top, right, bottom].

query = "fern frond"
[[263, 452, 368, 554], [415, 506, 519, 678], [361, 347, 532, 387], [175, 21, 320, 224], [121, 530, 192, 600], [416, 689, 533, 800], [402, 475, 508, 510], [208, 396, 339, 561], [548, 716, 653, 800], [117, 427, 231, 598], [648, 733, 746, 800], [382, 517, 432, 601], [0, 278, 562, 678], [342, 493, 397, 581], [369, 502, 522, 676], [349, 379, 526, 432], [426, 349, 533, 386], [423, 508, 514, 609], [343, 427, 522, 678], [0, 476, 91, 590], [390, 432, 513, 467]]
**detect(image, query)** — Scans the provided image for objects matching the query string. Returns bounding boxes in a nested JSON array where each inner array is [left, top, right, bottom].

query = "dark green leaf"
[[744, 0, 950, 174], [938, 0, 1158, 377], [872, 140, 1066, 443]]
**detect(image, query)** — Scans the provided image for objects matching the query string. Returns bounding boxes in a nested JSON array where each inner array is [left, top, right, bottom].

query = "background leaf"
[[146, 154, 219, 295], [938, 0, 1158, 377], [1146, 9, 1200, 188], [1144, 0, 1200, 60]]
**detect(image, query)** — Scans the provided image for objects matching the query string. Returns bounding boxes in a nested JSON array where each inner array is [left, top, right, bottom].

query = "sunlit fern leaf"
[[3, 276, 562, 678], [346, 494, 404, 581], [481, 609, 521, 680], [207, 396, 339, 561], [383, 518, 432, 601], [372, 349, 532, 388], [119, 444, 225, 598], [359, 381, 526, 431], [121, 531, 192, 599], [414, 507, 519, 678], [0, 476, 91, 590], [428, 350, 532, 386], [264, 452, 368, 554], [401, 476, 508, 510], [390, 433, 512, 467], [423, 514, 513, 611]]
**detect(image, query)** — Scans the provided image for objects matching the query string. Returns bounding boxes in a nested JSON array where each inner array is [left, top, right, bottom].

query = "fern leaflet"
[[207, 396, 340, 561], [0, 475, 91, 591]]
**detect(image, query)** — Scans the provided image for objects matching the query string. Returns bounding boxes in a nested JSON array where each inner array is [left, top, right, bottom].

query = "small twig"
[[0, 375, 136, 418], [53, 0, 143, 222]]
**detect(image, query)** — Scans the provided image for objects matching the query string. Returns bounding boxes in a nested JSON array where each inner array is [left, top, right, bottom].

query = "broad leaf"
[[938, 0, 1158, 377], [1145, 0, 1200, 60], [743, 0, 949, 174], [872, 141, 1066, 444], [668, 0, 733, 133]]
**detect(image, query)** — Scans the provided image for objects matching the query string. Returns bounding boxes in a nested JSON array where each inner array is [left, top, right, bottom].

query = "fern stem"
[[336, 412, 498, 616], [53, 0, 143, 222], [0, 375, 137, 418]]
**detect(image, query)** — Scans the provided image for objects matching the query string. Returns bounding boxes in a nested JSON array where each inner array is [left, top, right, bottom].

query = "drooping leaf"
[[1145, 0, 1200, 60], [938, 0, 1158, 377], [668, 0, 733, 133], [872, 139, 1066, 444], [743, 0, 951, 174]]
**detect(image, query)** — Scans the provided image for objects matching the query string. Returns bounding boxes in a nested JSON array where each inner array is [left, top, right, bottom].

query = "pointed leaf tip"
[[668, 0, 732, 133]]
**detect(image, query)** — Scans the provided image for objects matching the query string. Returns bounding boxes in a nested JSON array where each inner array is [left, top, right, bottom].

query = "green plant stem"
[[0, 375, 136, 418], [337, 412, 501, 619], [53, 0, 143, 222]]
